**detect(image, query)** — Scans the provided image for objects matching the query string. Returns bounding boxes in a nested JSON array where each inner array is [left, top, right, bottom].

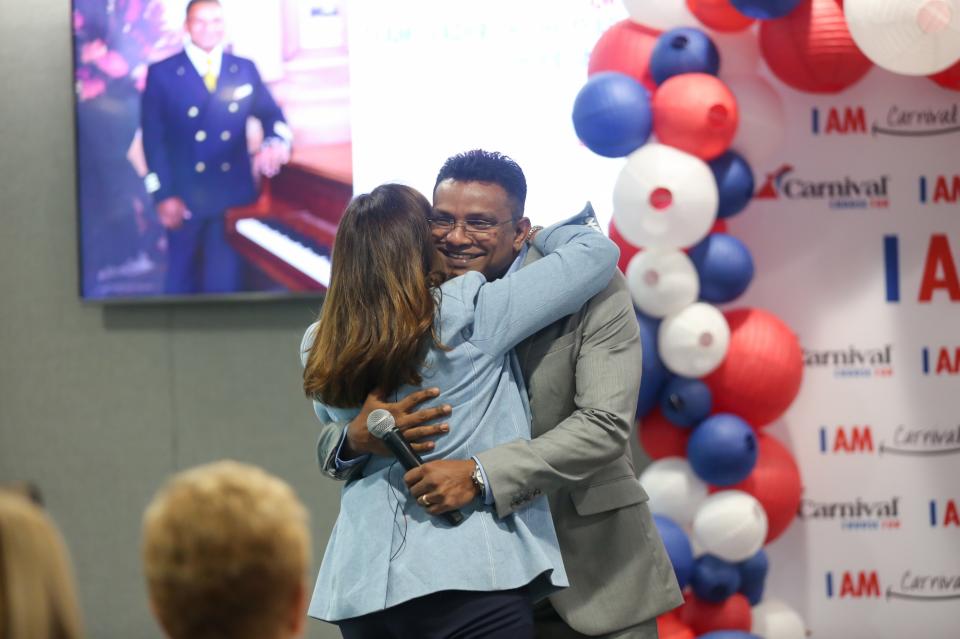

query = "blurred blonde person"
[[0, 490, 84, 639], [142, 461, 310, 639]]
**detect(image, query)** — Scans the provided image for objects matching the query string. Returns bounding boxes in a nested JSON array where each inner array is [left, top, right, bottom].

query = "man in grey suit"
[[315, 150, 681, 638]]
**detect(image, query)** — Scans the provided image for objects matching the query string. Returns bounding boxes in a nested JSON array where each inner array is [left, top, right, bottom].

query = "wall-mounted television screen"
[[72, 0, 623, 302], [73, 0, 351, 301]]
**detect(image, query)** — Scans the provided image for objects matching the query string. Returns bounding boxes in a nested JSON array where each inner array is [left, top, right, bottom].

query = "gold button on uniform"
[[221, 162, 231, 172], [195, 162, 206, 173], [195, 130, 207, 142], [220, 131, 231, 141], [228, 102, 238, 113], [187, 106, 199, 118]]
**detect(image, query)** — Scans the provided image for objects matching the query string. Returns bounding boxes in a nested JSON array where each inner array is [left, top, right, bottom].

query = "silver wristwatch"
[[470, 461, 486, 500]]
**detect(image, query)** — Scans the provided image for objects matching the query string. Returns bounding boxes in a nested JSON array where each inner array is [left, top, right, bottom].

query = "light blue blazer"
[[301, 217, 618, 622]]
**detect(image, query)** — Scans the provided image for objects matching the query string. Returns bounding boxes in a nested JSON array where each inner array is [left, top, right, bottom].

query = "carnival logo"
[[804, 345, 893, 378], [919, 175, 960, 204], [883, 234, 960, 303], [881, 424, 960, 457], [827, 569, 960, 601], [811, 104, 960, 137], [755, 164, 890, 209], [888, 571, 960, 602], [818, 423, 960, 457], [921, 346, 960, 375], [874, 104, 960, 137], [800, 496, 901, 531], [929, 499, 960, 528]]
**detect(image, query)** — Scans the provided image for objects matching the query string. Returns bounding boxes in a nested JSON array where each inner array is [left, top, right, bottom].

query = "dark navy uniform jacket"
[[141, 50, 288, 218]]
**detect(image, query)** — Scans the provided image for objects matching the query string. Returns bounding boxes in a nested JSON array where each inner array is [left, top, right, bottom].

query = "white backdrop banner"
[[348, 3, 960, 637]]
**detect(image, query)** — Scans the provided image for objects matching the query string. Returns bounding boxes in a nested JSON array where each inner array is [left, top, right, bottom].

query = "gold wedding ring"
[[418, 495, 431, 507]]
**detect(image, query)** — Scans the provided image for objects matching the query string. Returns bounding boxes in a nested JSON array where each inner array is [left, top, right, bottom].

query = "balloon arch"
[[571, 1, 960, 637]]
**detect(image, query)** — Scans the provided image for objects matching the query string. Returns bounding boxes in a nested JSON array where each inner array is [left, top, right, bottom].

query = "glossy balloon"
[[651, 27, 721, 84], [573, 72, 652, 158]]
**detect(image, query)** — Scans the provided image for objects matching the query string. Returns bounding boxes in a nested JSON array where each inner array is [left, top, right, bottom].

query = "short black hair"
[[434, 150, 527, 219], [186, 0, 221, 18]]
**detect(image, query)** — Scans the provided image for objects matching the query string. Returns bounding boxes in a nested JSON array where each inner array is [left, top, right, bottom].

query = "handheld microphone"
[[366, 408, 464, 526]]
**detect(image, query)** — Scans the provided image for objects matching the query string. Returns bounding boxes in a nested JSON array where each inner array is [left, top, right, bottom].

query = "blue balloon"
[[636, 312, 668, 418], [659, 377, 712, 428], [573, 72, 652, 158], [653, 515, 694, 589], [650, 27, 720, 85], [692, 554, 742, 603], [699, 632, 762, 639], [731, 0, 802, 20], [738, 548, 769, 605], [688, 233, 755, 304], [709, 151, 754, 219], [687, 413, 758, 486]]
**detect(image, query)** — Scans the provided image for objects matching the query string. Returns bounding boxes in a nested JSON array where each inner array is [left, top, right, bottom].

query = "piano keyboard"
[[235, 218, 332, 287]]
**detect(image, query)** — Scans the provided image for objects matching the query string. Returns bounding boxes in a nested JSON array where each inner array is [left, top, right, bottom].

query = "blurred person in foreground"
[[0, 489, 84, 639], [141, 460, 310, 639]]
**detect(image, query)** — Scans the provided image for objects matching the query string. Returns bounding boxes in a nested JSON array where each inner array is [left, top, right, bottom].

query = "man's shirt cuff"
[[334, 424, 370, 470]]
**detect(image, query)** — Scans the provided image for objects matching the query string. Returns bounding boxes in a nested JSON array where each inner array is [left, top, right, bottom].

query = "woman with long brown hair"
[[301, 183, 618, 638]]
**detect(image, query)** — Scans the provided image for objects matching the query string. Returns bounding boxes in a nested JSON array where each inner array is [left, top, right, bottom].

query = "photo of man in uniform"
[[141, 0, 292, 294]]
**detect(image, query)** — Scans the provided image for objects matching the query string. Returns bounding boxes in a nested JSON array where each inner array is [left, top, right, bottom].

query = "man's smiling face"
[[431, 179, 530, 280]]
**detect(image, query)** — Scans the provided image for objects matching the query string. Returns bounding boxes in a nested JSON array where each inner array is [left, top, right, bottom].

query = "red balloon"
[[657, 612, 696, 639], [638, 409, 690, 460], [609, 219, 642, 274], [679, 592, 752, 634], [687, 0, 755, 32], [723, 433, 803, 542], [652, 73, 739, 160], [759, 0, 872, 94], [930, 60, 960, 91], [589, 20, 661, 91], [704, 308, 803, 428], [710, 219, 728, 235]]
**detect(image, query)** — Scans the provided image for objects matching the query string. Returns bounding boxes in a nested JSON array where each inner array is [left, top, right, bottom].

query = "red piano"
[[226, 152, 351, 292]]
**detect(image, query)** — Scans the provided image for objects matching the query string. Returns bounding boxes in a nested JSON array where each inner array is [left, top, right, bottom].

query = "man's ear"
[[512, 217, 531, 251]]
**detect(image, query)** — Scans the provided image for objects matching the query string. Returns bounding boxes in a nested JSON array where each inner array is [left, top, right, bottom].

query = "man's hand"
[[156, 197, 188, 229], [253, 141, 290, 178], [404, 460, 478, 515], [342, 388, 451, 459]]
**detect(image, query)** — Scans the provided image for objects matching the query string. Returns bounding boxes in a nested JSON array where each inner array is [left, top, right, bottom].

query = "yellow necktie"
[[203, 58, 217, 93]]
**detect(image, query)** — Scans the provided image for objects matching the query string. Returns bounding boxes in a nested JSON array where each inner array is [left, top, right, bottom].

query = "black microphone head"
[[366, 409, 396, 439]]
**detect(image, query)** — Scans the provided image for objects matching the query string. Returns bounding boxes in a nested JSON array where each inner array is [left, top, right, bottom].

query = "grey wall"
[[0, 2, 342, 637]]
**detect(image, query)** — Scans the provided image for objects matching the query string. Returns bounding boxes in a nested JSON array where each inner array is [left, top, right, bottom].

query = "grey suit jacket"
[[311, 247, 682, 635], [474, 247, 682, 635]]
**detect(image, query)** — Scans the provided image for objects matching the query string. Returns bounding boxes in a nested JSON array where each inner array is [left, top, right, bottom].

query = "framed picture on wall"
[[71, 0, 352, 302]]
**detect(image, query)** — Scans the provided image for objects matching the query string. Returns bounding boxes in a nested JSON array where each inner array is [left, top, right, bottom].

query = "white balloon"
[[712, 26, 761, 76], [623, 0, 697, 31], [626, 248, 700, 318], [724, 74, 786, 164], [640, 457, 709, 527], [752, 598, 807, 639], [845, 0, 960, 76], [613, 144, 719, 249], [693, 490, 768, 562], [658, 302, 730, 377]]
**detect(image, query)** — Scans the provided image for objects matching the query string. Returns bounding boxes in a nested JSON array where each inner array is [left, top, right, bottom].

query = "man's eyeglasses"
[[427, 217, 515, 237]]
